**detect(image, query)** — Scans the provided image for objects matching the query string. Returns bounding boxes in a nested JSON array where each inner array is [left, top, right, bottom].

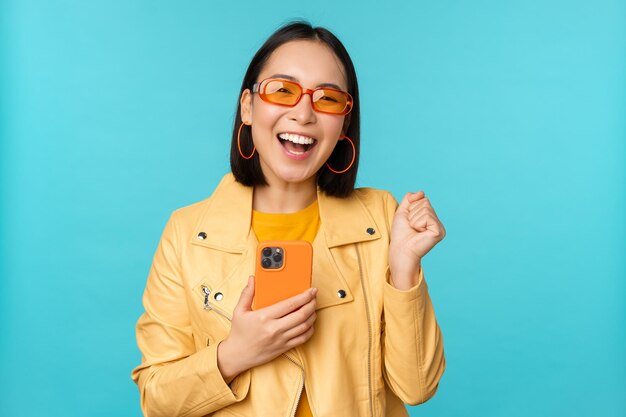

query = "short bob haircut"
[[230, 21, 360, 198]]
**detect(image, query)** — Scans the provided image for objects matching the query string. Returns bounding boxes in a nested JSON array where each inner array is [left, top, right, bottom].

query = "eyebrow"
[[269, 73, 344, 90]]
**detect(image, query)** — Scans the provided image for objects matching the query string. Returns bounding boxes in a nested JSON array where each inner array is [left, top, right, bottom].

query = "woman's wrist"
[[217, 338, 246, 384], [389, 261, 422, 291]]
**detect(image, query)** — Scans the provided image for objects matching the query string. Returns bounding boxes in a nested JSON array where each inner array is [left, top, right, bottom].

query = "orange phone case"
[[252, 240, 313, 310]]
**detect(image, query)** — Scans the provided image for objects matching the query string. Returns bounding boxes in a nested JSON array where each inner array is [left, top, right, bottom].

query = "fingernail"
[[311, 288, 318, 296]]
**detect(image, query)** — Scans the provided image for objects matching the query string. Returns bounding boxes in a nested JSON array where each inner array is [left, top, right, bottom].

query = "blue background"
[[1, 1, 624, 416]]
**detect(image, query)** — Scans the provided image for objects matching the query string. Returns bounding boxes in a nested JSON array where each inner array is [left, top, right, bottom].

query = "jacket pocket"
[[191, 329, 213, 351], [191, 281, 232, 343]]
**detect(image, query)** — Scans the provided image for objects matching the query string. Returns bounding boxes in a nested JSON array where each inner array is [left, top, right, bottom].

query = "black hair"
[[230, 20, 360, 198]]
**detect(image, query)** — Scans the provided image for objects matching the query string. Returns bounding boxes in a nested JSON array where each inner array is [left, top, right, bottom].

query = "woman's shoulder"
[[167, 173, 241, 226], [350, 186, 399, 230], [353, 186, 395, 200], [352, 186, 398, 210], [171, 196, 212, 219]]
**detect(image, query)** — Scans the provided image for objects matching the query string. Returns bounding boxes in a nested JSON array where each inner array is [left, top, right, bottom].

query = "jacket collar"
[[191, 173, 381, 251]]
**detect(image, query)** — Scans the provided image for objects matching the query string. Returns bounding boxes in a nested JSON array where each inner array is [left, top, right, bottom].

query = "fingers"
[[275, 296, 317, 334], [398, 191, 425, 212], [285, 325, 315, 349], [262, 287, 318, 319], [409, 213, 438, 233], [405, 194, 445, 237], [409, 212, 446, 238], [407, 196, 436, 223], [235, 276, 255, 313], [408, 195, 431, 212], [228, 281, 319, 367], [408, 205, 431, 222], [252, 293, 316, 354], [282, 307, 317, 341]]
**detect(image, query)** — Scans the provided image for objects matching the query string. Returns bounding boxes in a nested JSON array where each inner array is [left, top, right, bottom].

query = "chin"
[[274, 167, 317, 185]]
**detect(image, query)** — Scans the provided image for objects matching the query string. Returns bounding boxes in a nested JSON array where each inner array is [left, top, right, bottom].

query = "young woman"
[[132, 22, 446, 417]]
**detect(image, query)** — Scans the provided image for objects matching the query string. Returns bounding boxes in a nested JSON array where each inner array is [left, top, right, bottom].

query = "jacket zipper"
[[201, 285, 305, 416], [201, 286, 232, 321], [202, 286, 211, 309], [283, 352, 305, 417], [356, 247, 374, 417]]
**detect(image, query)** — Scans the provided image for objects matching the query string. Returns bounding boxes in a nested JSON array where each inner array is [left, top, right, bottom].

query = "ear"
[[240, 89, 252, 124]]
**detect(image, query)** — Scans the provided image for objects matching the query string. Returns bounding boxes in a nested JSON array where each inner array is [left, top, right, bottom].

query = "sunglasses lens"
[[312, 89, 350, 114], [262, 80, 301, 105], [260, 79, 352, 115]]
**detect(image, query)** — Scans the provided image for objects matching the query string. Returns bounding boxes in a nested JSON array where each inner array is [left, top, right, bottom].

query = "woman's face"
[[240, 40, 350, 188]]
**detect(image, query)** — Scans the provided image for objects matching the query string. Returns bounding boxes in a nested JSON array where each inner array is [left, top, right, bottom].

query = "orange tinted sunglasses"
[[252, 78, 353, 115]]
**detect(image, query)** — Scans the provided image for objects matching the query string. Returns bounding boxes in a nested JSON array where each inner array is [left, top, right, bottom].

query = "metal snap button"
[[366, 227, 375, 235], [197, 232, 207, 240], [214, 292, 224, 301], [337, 289, 346, 298]]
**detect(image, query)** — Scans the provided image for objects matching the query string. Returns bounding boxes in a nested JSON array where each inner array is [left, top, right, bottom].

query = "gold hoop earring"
[[325, 136, 355, 174], [237, 122, 255, 159]]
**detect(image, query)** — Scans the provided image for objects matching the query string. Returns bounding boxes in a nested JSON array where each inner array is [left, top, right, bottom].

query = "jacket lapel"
[[313, 187, 382, 309], [190, 174, 254, 253]]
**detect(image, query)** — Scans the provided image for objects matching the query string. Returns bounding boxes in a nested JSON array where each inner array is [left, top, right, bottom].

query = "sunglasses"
[[252, 78, 353, 115]]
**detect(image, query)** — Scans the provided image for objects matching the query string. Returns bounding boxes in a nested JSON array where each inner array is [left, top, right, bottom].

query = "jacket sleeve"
[[131, 210, 250, 417], [380, 192, 446, 405]]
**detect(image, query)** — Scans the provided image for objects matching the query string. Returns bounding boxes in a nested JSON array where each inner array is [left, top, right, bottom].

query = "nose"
[[287, 91, 317, 125]]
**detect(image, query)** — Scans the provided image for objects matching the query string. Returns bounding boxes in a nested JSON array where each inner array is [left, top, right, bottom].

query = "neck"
[[253, 177, 318, 214]]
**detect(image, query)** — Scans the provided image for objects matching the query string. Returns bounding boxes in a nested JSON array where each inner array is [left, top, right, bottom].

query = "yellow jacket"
[[131, 173, 446, 417]]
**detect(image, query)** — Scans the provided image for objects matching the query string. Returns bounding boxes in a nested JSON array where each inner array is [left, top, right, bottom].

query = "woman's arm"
[[381, 192, 446, 405], [381, 267, 446, 405], [131, 211, 251, 417]]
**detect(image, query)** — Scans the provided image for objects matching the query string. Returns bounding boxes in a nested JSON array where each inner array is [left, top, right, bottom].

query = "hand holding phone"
[[218, 276, 317, 383], [217, 240, 316, 381]]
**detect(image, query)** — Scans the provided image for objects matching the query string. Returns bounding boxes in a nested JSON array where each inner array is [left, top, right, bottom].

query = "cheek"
[[251, 98, 285, 123], [250, 108, 282, 144], [323, 117, 346, 138]]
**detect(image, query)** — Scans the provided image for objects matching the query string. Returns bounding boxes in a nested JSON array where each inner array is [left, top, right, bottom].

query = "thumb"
[[235, 276, 255, 313]]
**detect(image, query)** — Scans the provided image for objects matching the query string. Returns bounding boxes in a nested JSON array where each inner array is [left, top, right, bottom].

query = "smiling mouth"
[[277, 132, 318, 155]]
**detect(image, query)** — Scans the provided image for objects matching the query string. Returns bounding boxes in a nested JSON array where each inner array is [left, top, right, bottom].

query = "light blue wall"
[[1, 1, 624, 416]]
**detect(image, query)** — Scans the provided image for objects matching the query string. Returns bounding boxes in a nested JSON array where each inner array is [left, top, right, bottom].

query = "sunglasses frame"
[[252, 78, 353, 116]]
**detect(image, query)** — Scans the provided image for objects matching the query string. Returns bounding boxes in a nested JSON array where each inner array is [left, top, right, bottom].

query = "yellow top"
[[252, 199, 320, 243], [252, 199, 319, 417]]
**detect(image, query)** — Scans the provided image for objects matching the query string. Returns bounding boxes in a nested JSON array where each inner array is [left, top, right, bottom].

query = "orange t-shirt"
[[252, 199, 319, 417]]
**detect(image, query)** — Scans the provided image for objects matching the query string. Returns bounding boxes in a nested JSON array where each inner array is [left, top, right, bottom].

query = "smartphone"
[[252, 240, 313, 310]]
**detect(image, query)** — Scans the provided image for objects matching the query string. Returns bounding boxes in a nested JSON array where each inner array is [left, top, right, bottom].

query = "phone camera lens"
[[262, 247, 272, 257], [261, 258, 272, 268], [272, 253, 282, 263]]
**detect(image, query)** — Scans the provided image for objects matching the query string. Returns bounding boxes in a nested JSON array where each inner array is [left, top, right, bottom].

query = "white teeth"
[[278, 133, 315, 145]]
